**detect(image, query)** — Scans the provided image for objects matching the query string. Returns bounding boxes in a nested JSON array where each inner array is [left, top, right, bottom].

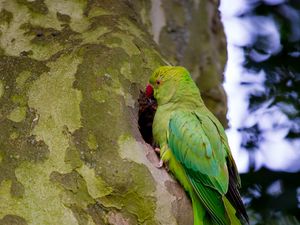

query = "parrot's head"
[[146, 66, 197, 105]]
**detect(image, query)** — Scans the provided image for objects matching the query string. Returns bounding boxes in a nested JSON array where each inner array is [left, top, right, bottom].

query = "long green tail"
[[223, 196, 242, 225], [191, 192, 242, 225], [191, 192, 206, 225]]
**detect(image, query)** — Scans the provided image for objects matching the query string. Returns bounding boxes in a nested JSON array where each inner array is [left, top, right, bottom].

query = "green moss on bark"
[[0, 0, 198, 224], [0, 214, 27, 225], [0, 9, 13, 25], [56, 12, 71, 23], [0, 55, 50, 200], [16, 0, 48, 15]]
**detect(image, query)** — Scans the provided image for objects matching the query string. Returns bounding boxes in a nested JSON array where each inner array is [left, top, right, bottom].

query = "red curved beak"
[[145, 84, 153, 97]]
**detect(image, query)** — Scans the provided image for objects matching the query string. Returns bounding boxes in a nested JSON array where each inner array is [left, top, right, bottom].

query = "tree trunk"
[[0, 0, 226, 224], [153, 0, 228, 126]]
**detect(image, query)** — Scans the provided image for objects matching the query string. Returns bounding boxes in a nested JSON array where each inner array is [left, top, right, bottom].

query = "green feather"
[[150, 66, 248, 225], [168, 111, 230, 224]]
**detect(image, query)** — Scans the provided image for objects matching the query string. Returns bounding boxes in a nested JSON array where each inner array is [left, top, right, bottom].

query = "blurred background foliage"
[[226, 0, 300, 224]]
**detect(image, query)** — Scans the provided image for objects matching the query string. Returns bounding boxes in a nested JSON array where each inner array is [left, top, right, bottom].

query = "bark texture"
[[0, 0, 226, 224], [151, 0, 228, 125]]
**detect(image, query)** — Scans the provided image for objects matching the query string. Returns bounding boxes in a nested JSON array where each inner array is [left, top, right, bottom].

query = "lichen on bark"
[[0, 0, 227, 224]]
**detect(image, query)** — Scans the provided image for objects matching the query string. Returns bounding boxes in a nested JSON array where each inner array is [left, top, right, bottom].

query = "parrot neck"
[[169, 79, 205, 108], [152, 92, 204, 145]]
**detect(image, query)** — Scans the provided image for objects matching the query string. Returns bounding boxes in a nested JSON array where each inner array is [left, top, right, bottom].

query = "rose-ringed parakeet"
[[146, 66, 248, 225]]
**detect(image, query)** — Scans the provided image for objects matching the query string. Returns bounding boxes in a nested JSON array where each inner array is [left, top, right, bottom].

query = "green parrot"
[[146, 66, 248, 225]]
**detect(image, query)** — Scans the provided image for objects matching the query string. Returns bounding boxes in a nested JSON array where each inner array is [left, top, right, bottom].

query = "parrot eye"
[[156, 80, 161, 85]]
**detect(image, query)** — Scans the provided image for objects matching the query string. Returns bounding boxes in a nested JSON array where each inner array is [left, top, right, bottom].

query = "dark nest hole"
[[138, 90, 157, 147]]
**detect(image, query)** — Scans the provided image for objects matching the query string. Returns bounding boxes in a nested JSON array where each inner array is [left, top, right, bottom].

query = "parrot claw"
[[153, 148, 168, 170], [156, 159, 164, 168]]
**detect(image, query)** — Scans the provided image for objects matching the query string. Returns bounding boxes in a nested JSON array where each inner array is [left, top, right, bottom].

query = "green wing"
[[206, 113, 249, 222], [167, 110, 230, 225]]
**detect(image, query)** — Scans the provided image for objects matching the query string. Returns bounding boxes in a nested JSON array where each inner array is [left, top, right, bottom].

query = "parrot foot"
[[156, 159, 169, 171], [154, 148, 163, 168], [156, 159, 163, 168], [153, 148, 169, 171]]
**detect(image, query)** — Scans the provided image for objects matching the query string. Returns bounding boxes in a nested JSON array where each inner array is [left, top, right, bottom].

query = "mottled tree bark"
[[0, 0, 226, 224], [152, 0, 228, 126]]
